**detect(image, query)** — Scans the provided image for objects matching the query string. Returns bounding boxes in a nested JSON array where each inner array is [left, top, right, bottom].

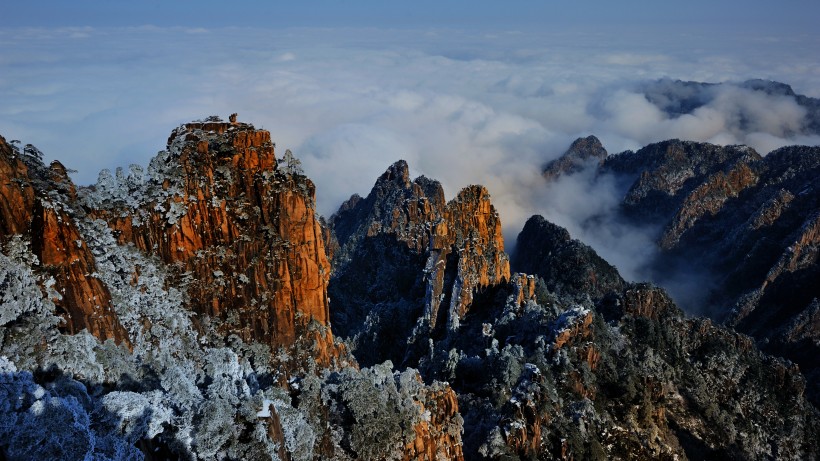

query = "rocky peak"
[[378, 159, 412, 186], [542, 135, 607, 181], [512, 215, 624, 302], [327, 161, 509, 367], [331, 160, 444, 258], [85, 118, 343, 367]]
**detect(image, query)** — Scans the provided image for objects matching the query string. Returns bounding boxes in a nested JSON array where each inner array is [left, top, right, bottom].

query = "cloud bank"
[[1, 26, 819, 294]]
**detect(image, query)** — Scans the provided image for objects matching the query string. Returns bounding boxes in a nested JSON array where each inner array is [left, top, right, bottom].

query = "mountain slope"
[[544, 135, 820, 404]]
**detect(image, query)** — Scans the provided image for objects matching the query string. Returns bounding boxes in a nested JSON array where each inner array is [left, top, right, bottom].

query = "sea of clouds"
[[1, 25, 819, 299]]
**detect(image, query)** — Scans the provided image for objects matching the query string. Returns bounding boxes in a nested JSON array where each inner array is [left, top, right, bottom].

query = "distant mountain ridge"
[[543, 134, 820, 406], [638, 78, 820, 134]]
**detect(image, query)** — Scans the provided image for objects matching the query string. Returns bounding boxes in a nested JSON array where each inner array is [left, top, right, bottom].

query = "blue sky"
[[6, 1, 820, 31], [2, 1, 820, 282]]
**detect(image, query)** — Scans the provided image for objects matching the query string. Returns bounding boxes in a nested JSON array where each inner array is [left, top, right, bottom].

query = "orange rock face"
[[418, 182, 511, 332], [31, 203, 130, 344], [510, 273, 538, 307], [90, 121, 341, 365], [437, 185, 511, 325], [552, 310, 594, 352], [0, 137, 35, 236], [403, 385, 465, 461], [0, 136, 129, 345]]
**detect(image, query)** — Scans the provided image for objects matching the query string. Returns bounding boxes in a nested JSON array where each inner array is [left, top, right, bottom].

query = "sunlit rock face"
[[85, 120, 344, 366], [0, 136, 130, 345]]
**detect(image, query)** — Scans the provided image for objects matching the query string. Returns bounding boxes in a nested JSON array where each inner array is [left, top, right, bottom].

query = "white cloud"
[[0, 25, 818, 294]]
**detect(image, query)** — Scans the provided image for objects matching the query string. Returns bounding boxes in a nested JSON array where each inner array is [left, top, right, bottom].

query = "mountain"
[[637, 78, 820, 134], [0, 117, 818, 460], [0, 121, 462, 460], [326, 160, 509, 368], [544, 135, 820, 405], [325, 159, 819, 459]]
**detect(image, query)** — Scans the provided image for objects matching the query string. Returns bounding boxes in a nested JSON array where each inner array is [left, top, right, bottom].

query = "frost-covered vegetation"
[[0, 226, 445, 459], [0, 137, 454, 460]]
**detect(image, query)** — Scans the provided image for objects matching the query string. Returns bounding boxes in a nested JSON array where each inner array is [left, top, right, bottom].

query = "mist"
[[1, 25, 819, 313]]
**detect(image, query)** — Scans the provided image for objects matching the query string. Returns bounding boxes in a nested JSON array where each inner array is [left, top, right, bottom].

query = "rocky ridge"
[[327, 160, 509, 367], [544, 135, 820, 404]]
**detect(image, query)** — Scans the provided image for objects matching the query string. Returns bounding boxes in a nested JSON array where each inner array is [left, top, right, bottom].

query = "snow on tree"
[[280, 149, 304, 175], [22, 143, 43, 160], [0, 250, 48, 326], [101, 391, 172, 442]]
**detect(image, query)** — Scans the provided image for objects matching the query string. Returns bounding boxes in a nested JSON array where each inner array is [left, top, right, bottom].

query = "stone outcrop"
[[327, 160, 509, 367], [403, 385, 464, 461], [0, 136, 129, 345], [87, 120, 343, 366], [542, 135, 608, 181]]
